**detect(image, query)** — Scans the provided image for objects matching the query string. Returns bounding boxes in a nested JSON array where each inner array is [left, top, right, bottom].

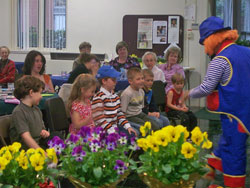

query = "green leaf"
[[93, 167, 102, 179], [162, 164, 172, 174], [191, 161, 200, 168], [79, 177, 85, 182], [82, 163, 88, 173], [182, 174, 190, 181], [139, 154, 151, 162]]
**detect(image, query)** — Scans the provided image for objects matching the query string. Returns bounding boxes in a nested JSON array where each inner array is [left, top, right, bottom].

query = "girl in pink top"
[[68, 74, 97, 134]]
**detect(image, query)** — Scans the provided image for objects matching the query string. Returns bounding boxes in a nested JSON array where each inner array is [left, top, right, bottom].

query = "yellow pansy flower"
[[30, 153, 45, 171], [191, 128, 204, 146], [27, 148, 35, 156], [181, 142, 197, 159], [154, 130, 168, 147], [144, 121, 151, 130], [0, 146, 8, 156], [191, 126, 201, 134], [166, 126, 181, 142], [18, 155, 29, 170], [175, 125, 190, 140], [148, 136, 159, 152], [203, 132, 208, 139], [137, 138, 148, 151], [202, 140, 213, 149], [140, 126, 146, 137], [191, 127, 203, 145], [35, 148, 46, 158], [0, 156, 9, 171], [8, 142, 21, 153], [46, 148, 58, 164], [3, 150, 12, 162]]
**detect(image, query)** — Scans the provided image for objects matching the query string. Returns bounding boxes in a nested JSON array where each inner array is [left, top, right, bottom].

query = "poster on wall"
[[153, 21, 167, 44], [137, 18, 153, 49], [168, 16, 180, 44]]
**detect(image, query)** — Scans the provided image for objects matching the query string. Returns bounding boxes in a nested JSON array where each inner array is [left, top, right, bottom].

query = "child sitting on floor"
[[142, 69, 170, 128], [91, 65, 137, 136], [165, 73, 197, 131], [10, 76, 50, 149], [68, 74, 97, 134]]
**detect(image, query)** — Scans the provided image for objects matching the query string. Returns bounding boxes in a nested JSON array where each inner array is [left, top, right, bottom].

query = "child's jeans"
[[127, 112, 160, 131], [147, 115, 170, 128]]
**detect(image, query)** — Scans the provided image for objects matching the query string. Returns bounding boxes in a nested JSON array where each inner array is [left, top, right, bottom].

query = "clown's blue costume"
[[189, 16, 250, 188]]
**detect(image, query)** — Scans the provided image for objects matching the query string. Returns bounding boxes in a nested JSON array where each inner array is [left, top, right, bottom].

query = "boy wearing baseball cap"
[[92, 65, 137, 136]]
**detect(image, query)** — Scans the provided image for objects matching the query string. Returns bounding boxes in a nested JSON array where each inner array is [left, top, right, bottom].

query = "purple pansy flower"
[[65, 134, 79, 146], [78, 126, 92, 143], [118, 132, 127, 145], [130, 137, 140, 151], [89, 140, 101, 152], [48, 136, 66, 155], [107, 142, 116, 151], [106, 133, 119, 150], [114, 160, 127, 175], [72, 146, 86, 162]]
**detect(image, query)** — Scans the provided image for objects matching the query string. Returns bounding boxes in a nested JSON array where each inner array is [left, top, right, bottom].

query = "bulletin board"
[[122, 15, 184, 57]]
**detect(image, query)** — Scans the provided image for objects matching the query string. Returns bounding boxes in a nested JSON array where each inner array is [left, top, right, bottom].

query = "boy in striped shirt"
[[91, 65, 137, 136]]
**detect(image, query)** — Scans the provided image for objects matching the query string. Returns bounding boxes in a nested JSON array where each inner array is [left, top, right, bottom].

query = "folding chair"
[[58, 83, 73, 118], [0, 115, 11, 146], [44, 97, 70, 137], [152, 81, 180, 125]]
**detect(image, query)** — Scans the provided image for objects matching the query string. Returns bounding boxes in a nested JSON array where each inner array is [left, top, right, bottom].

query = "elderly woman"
[[109, 41, 140, 72], [159, 45, 185, 92], [142, 51, 165, 83], [0, 46, 16, 85], [23, 50, 55, 93]]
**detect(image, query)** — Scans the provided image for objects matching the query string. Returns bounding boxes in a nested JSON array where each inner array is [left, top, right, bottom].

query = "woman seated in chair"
[[142, 51, 166, 83], [23, 50, 55, 93], [159, 44, 185, 93], [109, 41, 140, 72], [0, 46, 16, 87]]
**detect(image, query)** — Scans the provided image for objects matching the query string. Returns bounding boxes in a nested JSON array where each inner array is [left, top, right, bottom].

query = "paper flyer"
[[153, 20, 167, 44], [137, 18, 153, 49]]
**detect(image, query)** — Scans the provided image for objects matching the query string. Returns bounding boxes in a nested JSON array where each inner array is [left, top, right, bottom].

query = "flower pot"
[[68, 171, 130, 188], [138, 173, 200, 188]]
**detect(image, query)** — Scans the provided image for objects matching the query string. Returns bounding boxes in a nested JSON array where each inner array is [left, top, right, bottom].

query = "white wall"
[[0, 0, 210, 107]]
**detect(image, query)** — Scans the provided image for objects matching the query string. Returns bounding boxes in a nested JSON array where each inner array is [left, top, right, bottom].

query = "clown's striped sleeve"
[[189, 57, 231, 98]]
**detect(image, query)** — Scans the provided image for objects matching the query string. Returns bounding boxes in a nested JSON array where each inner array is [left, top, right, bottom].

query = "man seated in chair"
[[9, 76, 50, 149]]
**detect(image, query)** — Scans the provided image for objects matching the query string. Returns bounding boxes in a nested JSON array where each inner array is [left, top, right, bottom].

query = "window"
[[214, 0, 250, 41], [17, 0, 66, 50]]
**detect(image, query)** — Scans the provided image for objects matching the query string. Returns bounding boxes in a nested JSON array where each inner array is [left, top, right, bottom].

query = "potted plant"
[[48, 126, 137, 188], [134, 122, 212, 188], [0, 142, 58, 188]]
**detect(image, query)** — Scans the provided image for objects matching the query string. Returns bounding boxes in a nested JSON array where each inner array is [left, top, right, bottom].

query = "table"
[[0, 93, 58, 116], [51, 74, 129, 92], [51, 75, 69, 87]]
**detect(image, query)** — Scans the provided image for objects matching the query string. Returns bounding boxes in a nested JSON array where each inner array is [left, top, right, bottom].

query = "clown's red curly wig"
[[204, 30, 239, 56]]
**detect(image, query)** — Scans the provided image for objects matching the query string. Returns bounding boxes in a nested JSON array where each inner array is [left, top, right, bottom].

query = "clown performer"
[[187, 16, 250, 188]]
